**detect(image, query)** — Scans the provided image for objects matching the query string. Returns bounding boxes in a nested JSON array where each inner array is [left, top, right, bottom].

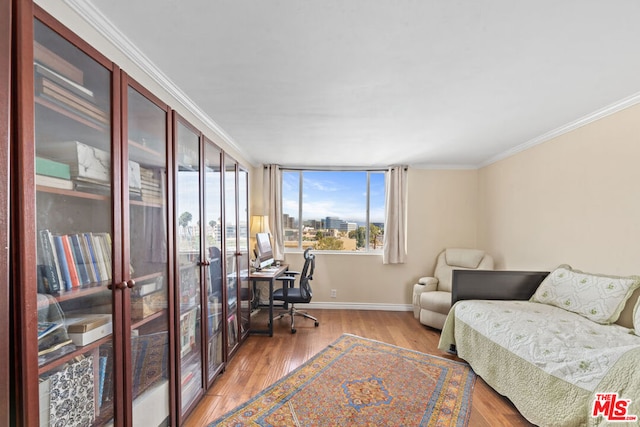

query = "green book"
[[35, 156, 71, 179]]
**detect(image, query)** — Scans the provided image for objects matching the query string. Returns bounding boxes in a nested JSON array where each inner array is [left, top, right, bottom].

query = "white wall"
[[478, 103, 640, 276], [254, 168, 480, 308]]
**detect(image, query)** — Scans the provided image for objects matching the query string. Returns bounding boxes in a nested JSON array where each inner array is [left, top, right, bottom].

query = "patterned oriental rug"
[[210, 334, 476, 426]]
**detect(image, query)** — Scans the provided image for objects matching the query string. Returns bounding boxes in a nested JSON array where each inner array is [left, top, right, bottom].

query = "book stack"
[[65, 314, 112, 346], [35, 156, 73, 190], [37, 141, 142, 197], [140, 167, 164, 204], [34, 41, 109, 128], [37, 229, 112, 294]]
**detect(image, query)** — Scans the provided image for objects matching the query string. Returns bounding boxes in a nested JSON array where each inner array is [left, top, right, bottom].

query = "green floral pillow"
[[531, 264, 640, 324]]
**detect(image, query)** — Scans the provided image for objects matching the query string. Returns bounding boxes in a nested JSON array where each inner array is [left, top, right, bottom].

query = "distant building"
[[339, 222, 357, 232], [325, 216, 342, 230]]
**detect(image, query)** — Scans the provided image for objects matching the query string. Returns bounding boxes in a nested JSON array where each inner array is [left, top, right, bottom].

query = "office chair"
[[271, 248, 319, 333]]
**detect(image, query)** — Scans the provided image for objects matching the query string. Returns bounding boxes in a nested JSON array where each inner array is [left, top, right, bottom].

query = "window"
[[282, 170, 385, 252]]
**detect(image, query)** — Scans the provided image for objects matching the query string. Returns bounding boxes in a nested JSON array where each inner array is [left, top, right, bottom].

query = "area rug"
[[210, 334, 476, 426]]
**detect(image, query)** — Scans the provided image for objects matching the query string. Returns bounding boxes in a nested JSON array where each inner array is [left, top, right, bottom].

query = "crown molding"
[[478, 91, 640, 168], [63, 0, 252, 163]]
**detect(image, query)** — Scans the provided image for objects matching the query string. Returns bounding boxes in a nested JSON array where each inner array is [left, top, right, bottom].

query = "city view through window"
[[282, 170, 386, 252]]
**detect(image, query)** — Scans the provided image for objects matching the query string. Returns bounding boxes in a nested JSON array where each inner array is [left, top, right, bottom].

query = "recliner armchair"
[[413, 248, 494, 329]]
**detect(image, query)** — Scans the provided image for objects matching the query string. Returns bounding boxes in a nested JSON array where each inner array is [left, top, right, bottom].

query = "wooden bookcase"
[[1, 0, 11, 426], [173, 114, 250, 422], [9, 3, 251, 426]]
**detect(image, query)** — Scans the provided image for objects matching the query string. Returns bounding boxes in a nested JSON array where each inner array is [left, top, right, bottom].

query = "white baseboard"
[[296, 302, 413, 311]]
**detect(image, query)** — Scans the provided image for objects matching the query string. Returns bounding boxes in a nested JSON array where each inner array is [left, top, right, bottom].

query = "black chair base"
[[271, 305, 319, 334]]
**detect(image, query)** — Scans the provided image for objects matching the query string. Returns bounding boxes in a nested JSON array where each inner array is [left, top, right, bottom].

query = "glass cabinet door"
[[203, 139, 224, 383], [238, 167, 250, 340], [33, 18, 115, 426], [224, 155, 239, 353], [125, 83, 171, 426], [175, 119, 204, 414]]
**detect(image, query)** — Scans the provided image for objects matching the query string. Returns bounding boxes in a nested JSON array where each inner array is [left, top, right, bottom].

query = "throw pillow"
[[530, 264, 640, 324]]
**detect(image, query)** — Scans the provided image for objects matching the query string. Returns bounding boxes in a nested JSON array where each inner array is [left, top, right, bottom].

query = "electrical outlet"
[[330, 289, 337, 298]]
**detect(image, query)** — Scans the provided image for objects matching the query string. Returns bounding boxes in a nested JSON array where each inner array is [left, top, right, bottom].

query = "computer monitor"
[[255, 232, 274, 269]]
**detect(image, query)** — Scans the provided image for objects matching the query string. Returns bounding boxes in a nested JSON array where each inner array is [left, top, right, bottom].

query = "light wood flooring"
[[183, 309, 534, 426]]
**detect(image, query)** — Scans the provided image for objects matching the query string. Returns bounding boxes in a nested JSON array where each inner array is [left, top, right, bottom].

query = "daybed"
[[439, 265, 640, 427]]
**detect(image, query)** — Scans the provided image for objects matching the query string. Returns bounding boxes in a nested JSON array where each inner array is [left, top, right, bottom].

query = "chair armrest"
[[415, 277, 438, 293], [276, 275, 298, 282]]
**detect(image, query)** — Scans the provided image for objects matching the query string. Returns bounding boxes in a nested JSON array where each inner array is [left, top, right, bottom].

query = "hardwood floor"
[[183, 309, 534, 426]]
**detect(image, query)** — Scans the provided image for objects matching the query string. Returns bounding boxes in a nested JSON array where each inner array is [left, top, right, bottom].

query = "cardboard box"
[[131, 290, 166, 319]]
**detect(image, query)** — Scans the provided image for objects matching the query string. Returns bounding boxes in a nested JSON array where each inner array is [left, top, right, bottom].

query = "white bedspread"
[[454, 300, 640, 391]]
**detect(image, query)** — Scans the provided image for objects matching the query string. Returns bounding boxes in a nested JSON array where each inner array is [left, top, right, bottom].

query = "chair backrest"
[[434, 248, 494, 292], [299, 248, 314, 301]]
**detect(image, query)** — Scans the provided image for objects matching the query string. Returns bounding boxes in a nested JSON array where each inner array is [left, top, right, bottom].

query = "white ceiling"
[[77, 0, 640, 168]]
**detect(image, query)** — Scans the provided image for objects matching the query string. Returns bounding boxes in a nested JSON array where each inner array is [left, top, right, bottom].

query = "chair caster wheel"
[[314, 322, 319, 327], [291, 328, 296, 334]]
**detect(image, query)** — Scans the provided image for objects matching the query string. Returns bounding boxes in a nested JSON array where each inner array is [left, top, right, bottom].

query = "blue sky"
[[282, 171, 385, 225]]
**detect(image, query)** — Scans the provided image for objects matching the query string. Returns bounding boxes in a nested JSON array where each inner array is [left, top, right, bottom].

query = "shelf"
[[38, 334, 110, 375], [52, 282, 110, 303], [36, 96, 108, 132], [129, 140, 164, 167], [37, 185, 110, 201], [131, 309, 167, 330], [129, 198, 164, 209]]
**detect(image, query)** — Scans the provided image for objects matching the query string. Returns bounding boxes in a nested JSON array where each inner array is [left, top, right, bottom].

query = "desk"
[[249, 264, 288, 336]]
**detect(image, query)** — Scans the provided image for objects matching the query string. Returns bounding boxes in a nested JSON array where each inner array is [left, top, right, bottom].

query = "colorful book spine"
[[53, 235, 72, 291], [45, 230, 64, 288], [61, 235, 80, 288], [83, 233, 101, 283], [37, 229, 60, 294], [91, 233, 108, 282], [69, 234, 90, 286], [98, 356, 107, 407]]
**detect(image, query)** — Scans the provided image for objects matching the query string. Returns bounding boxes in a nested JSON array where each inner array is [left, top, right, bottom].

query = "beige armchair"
[[413, 248, 494, 329]]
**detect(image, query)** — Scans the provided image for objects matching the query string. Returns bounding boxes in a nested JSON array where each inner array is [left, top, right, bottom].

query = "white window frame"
[[282, 168, 385, 254]]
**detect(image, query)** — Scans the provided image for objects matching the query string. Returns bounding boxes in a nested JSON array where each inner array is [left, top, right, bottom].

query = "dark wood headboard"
[[451, 270, 550, 305]]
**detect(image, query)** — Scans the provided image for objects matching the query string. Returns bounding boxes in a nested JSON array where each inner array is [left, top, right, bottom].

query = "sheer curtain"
[[383, 166, 408, 264], [262, 165, 285, 260]]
